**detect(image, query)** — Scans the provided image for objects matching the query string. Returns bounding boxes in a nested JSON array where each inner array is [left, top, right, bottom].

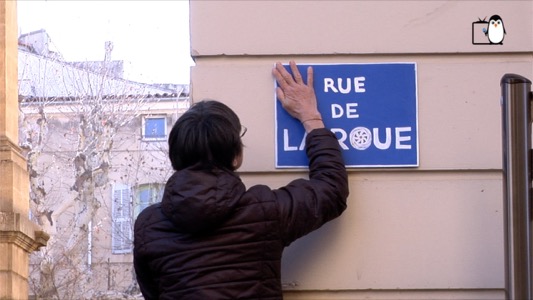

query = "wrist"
[[300, 112, 322, 123], [302, 118, 325, 133], [302, 117, 322, 124]]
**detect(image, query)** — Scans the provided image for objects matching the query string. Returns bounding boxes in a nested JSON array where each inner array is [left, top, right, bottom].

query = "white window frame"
[[141, 115, 167, 141], [111, 183, 132, 254]]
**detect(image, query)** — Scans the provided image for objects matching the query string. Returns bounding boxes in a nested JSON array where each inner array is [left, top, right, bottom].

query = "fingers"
[[289, 60, 303, 84], [306, 66, 313, 88], [272, 62, 290, 89], [273, 60, 305, 87], [272, 61, 320, 124], [275, 87, 285, 101]]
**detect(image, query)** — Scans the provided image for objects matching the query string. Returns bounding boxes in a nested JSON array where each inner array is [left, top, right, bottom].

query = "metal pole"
[[501, 73, 532, 300]]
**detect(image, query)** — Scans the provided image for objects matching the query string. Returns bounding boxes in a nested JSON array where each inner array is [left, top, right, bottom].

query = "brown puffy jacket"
[[133, 128, 349, 299]]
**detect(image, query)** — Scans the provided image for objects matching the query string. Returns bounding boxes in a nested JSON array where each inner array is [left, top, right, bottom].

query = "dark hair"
[[168, 100, 243, 171]]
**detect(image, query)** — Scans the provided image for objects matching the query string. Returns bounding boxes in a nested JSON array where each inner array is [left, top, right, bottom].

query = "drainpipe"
[[501, 73, 533, 300]]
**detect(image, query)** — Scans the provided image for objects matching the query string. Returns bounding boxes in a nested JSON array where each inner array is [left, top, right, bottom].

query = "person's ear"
[[233, 152, 243, 170]]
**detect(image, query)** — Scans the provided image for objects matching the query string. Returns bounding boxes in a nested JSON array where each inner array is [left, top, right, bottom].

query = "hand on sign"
[[272, 61, 324, 133]]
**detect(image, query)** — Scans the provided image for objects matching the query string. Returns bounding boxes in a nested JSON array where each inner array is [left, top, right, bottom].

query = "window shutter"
[[111, 183, 132, 254]]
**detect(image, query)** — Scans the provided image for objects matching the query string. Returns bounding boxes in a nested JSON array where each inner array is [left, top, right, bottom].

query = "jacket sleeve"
[[275, 128, 349, 246]]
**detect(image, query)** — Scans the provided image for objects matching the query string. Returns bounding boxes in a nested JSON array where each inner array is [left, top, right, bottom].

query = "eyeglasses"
[[240, 125, 247, 137]]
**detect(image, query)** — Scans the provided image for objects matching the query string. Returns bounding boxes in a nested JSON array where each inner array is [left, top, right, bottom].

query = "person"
[[133, 61, 349, 299]]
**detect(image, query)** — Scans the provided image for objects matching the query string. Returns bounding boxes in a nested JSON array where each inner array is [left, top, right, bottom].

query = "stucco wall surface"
[[190, 1, 532, 55], [189, 0, 533, 297]]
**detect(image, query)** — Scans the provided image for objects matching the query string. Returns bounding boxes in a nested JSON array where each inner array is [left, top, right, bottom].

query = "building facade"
[[189, 1, 533, 299]]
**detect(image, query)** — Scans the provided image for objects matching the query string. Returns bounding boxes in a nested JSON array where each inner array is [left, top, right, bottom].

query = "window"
[[111, 183, 132, 254], [110, 183, 163, 255], [134, 183, 164, 218], [142, 115, 167, 141]]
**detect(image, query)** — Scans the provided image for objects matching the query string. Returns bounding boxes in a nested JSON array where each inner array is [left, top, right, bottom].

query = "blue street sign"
[[275, 63, 418, 168]]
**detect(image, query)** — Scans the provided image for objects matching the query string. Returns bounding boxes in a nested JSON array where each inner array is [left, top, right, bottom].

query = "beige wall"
[[190, 1, 532, 299]]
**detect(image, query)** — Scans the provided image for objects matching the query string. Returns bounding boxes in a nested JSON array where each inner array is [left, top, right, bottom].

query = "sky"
[[18, 0, 195, 84]]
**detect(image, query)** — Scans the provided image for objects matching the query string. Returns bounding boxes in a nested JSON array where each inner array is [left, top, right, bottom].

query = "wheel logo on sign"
[[349, 127, 372, 150]]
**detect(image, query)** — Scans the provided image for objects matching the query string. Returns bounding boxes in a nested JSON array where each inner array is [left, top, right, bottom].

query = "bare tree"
[[19, 47, 182, 299]]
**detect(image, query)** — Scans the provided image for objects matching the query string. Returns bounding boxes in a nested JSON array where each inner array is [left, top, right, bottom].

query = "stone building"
[[0, 2, 46, 299]]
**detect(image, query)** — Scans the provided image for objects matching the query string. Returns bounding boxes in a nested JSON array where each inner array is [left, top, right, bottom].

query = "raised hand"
[[272, 61, 324, 133]]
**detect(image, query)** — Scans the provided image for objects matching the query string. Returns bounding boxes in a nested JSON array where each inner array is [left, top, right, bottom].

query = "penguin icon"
[[483, 15, 506, 44]]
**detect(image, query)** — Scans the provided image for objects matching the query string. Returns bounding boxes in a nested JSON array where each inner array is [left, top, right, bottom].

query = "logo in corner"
[[472, 15, 506, 45]]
